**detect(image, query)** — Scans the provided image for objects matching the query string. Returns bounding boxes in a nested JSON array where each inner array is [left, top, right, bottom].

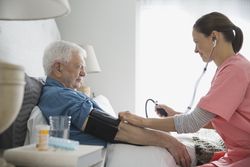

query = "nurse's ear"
[[210, 30, 219, 47]]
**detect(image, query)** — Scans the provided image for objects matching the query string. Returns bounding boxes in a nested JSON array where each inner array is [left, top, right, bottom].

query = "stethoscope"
[[145, 38, 217, 117], [185, 38, 216, 113]]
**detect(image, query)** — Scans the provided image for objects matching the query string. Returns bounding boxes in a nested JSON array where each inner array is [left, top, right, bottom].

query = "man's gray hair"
[[43, 40, 86, 75]]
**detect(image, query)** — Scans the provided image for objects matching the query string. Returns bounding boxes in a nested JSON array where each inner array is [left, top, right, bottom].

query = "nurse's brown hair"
[[193, 12, 243, 53]]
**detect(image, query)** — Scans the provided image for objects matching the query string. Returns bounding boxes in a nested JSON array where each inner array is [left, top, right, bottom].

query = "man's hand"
[[166, 136, 192, 167], [78, 85, 91, 97]]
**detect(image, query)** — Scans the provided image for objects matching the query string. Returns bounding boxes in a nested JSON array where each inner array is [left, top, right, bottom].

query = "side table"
[[3, 144, 105, 167]]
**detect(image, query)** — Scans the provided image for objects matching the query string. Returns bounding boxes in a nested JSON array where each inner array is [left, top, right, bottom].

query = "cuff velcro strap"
[[84, 109, 120, 142]]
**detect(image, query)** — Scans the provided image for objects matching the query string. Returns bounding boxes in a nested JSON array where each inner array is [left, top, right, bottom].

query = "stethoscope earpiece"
[[212, 39, 217, 47], [212, 36, 217, 47]]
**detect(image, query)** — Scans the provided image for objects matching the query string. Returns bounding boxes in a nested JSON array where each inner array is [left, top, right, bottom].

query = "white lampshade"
[[0, 0, 70, 20], [81, 45, 101, 73]]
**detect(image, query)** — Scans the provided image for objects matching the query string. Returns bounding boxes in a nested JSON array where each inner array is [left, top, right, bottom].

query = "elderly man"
[[38, 40, 191, 167]]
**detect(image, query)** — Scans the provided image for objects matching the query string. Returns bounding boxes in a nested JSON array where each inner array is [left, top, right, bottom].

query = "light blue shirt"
[[38, 77, 107, 146]]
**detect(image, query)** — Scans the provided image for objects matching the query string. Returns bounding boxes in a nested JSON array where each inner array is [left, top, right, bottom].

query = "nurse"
[[119, 12, 250, 167]]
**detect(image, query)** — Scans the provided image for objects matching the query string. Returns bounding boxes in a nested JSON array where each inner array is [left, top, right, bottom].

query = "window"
[[136, 0, 250, 117]]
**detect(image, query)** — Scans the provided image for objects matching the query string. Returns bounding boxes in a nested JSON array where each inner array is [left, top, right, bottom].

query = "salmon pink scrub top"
[[197, 54, 250, 167]]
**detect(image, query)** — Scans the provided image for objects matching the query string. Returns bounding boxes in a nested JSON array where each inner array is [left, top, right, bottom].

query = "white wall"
[[56, 0, 136, 112], [135, 1, 250, 116], [0, 20, 60, 77]]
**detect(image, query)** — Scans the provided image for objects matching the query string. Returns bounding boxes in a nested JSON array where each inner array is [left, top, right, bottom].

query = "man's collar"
[[46, 76, 65, 87]]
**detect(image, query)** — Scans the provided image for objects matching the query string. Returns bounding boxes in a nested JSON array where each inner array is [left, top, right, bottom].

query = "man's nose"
[[80, 69, 86, 77]]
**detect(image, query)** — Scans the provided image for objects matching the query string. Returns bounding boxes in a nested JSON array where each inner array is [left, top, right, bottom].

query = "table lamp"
[[78, 45, 101, 97], [0, 62, 25, 134], [0, 0, 70, 20], [82, 44, 101, 74], [0, 1, 70, 165]]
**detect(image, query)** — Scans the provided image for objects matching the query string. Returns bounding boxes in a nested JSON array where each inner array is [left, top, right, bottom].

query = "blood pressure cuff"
[[84, 109, 120, 142]]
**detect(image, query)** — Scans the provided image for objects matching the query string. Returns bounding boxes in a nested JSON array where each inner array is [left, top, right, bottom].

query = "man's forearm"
[[115, 122, 172, 148], [115, 122, 192, 167]]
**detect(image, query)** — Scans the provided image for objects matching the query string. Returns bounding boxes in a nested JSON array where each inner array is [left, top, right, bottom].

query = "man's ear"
[[53, 62, 63, 76]]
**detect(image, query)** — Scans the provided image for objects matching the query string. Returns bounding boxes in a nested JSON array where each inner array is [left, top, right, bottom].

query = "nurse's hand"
[[119, 111, 145, 128], [155, 104, 180, 117]]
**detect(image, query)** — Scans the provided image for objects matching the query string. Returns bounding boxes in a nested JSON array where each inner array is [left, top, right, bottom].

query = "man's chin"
[[74, 86, 81, 90], [74, 83, 82, 90]]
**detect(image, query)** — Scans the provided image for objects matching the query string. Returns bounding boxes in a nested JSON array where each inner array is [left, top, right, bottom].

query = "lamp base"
[[0, 61, 25, 134]]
